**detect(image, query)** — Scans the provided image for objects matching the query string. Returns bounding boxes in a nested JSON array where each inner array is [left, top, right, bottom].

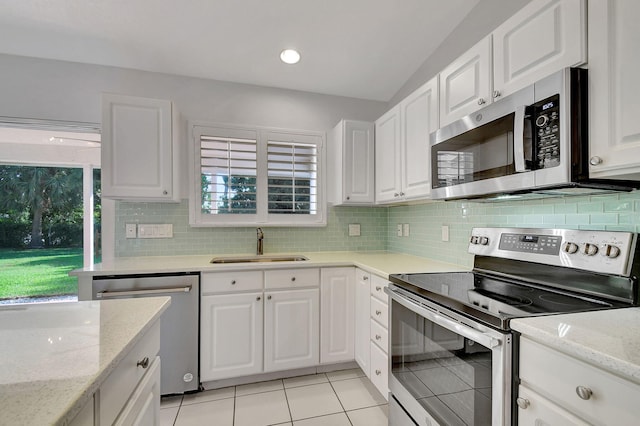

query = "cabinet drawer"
[[370, 297, 388, 328], [370, 342, 389, 400], [114, 356, 161, 426], [201, 271, 263, 294], [370, 319, 388, 353], [370, 275, 388, 302], [265, 268, 320, 289], [519, 337, 640, 425], [100, 321, 160, 426]]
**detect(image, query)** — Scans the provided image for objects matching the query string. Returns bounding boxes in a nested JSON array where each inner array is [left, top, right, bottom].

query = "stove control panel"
[[469, 227, 637, 277]]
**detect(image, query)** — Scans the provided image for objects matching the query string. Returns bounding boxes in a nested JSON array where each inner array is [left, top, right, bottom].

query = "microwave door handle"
[[514, 105, 528, 172]]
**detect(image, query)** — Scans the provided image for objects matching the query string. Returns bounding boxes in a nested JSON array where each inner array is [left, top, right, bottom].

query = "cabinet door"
[[439, 36, 492, 127], [264, 288, 319, 372], [114, 356, 161, 426], [320, 268, 355, 364], [400, 77, 438, 200], [517, 385, 589, 426], [354, 269, 371, 376], [493, 0, 586, 100], [375, 106, 401, 203], [343, 121, 375, 204], [588, 0, 640, 180], [200, 293, 263, 381], [101, 93, 176, 201]]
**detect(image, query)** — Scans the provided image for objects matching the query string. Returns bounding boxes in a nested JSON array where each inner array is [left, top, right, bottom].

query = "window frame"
[[189, 122, 326, 227]]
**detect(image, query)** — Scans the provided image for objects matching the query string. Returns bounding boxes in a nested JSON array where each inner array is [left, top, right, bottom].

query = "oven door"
[[387, 285, 512, 426]]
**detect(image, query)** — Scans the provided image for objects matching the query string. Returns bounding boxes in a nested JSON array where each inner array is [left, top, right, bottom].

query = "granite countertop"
[[511, 307, 640, 385], [0, 297, 171, 426], [70, 251, 469, 278]]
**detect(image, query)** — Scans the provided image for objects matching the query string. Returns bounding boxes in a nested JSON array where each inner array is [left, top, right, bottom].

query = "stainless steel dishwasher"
[[92, 272, 199, 395]]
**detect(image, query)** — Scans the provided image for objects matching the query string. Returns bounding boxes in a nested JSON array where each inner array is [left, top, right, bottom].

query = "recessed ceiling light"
[[280, 49, 301, 65]]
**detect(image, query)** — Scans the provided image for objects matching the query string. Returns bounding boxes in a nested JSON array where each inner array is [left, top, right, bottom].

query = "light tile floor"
[[160, 368, 388, 426]]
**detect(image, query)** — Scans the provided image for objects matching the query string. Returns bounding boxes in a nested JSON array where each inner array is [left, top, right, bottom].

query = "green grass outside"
[[0, 248, 83, 299]]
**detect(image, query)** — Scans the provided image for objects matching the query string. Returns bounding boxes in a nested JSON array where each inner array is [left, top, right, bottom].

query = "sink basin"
[[210, 255, 309, 264]]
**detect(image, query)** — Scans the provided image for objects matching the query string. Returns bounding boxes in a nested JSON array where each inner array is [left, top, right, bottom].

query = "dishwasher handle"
[[96, 286, 192, 299]]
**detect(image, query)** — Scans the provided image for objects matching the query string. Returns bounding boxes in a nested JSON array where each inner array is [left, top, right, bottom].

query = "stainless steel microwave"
[[430, 68, 638, 200]]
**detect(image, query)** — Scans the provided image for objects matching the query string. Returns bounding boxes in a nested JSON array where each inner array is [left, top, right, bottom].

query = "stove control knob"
[[563, 242, 579, 254], [583, 243, 599, 256], [604, 244, 621, 259], [479, 237, 489, 245]]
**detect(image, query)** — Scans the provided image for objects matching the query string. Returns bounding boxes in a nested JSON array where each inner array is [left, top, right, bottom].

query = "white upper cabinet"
[[439, 36, 492, 127], [101, 94, 179, 202], [327, 120, 375, 205], [439, 0, 586, 127], [400, 77, 439, 200], [375, 77, 438, 204], [493, 0, 586, 100], [375, 106, 401, 203], [588, 0, 640, 180]]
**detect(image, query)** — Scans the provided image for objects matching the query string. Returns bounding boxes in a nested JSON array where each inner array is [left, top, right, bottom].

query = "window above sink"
[[189, 123, 326, 227]]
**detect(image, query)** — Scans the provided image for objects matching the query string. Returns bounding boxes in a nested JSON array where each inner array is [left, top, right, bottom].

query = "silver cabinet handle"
[[376, 286, 382, 291], [399, 192, 405, 196], [137, 357, 150, 369], [516, 397, 530, 409], [363, 276, 369, 281], [375, 335, 381, 340], [346, 196, 350, 200], [590, 156, 603, 166], [162, 190, 168, 195], [576, 386, 593, 400], [477, 98, 486, 105], [256, 296, 261, 301], [267, 295, 272, 300], [376, 310, 382, 315], [231, 280, 236, 285], [291, 277, 296, 282], [375, 369, 382, 376], [493, 90, 501, 99], [394, 193, 399, 197]]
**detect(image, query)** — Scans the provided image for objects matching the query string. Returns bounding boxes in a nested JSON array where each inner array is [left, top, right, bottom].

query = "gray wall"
[[389, 0, 531, 106]]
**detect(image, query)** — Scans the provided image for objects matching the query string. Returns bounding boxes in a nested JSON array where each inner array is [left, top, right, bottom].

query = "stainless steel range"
[[386, 227, 640, 426]]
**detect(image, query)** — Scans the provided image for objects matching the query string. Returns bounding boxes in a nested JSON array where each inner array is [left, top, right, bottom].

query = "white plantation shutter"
[[200, 135, 257, 214], [267, 141, 317, 214]]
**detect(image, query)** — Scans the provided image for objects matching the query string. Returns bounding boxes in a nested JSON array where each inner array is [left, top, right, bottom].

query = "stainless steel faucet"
[[256, 228, 264, 255]]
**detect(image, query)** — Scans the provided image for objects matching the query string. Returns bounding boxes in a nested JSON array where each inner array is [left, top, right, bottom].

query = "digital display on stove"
[[499, 233, 561, 255]]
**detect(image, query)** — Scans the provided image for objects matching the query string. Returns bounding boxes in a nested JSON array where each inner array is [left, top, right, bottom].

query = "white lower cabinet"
[[114, 356, 161, 426], [320, 267, 355, 364], [354, 269, 371, 374], [264, 288, 319, 372], [200, 292, 263, 381], [369, 275, 389, 400], [518, 337, 640, 425]]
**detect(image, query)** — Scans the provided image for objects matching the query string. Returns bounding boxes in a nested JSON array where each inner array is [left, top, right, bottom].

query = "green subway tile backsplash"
[[114, 192, 640, 268]]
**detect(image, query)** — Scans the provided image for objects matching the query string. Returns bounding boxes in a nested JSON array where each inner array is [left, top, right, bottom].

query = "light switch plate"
[[397, 224, 402, 237], [442, 225, 450, 242], [403, 223, 410, 237], [138, 224, 173, 239], [348, 223, 361, 236]]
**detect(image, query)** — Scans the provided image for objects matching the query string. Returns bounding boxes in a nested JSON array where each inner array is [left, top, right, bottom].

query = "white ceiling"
[[0, 0, 479, 102]]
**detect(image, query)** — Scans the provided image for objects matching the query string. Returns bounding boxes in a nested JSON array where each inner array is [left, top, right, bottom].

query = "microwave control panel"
[[532, 94, 560, 169]]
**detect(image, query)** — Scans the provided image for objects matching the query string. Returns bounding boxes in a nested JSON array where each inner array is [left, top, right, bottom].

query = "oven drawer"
[[370, 275, 388, 302], [370, 297, 388, 328], [370, 342, 389, 400], [370, 318, 388, 353], [519, 337, 640, 425]]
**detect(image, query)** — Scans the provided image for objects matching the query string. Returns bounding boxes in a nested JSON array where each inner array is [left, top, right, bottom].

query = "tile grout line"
[[326, 377, 354, 426]]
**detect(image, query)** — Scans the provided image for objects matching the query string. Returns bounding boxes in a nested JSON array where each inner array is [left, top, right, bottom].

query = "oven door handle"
[[514, 105, 529, 173], [387, 287, 501, 349]]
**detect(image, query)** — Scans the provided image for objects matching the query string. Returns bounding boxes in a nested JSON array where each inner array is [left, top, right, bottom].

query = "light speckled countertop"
[[511, 307, 640, 384], [0, 297, 170, 426], [70, 251, 469, 278]]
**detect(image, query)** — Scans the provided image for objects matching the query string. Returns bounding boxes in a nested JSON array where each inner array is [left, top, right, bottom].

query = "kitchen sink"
[[210, 255, 309, 264]]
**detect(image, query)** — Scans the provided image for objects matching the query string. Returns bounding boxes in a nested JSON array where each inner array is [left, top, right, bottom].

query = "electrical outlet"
[[403, 223, 410, 237], [348, 223, 361, 236], [125, 223, 137, 239], [442, 225, 450, 242], [396, 224, 403, 237]]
